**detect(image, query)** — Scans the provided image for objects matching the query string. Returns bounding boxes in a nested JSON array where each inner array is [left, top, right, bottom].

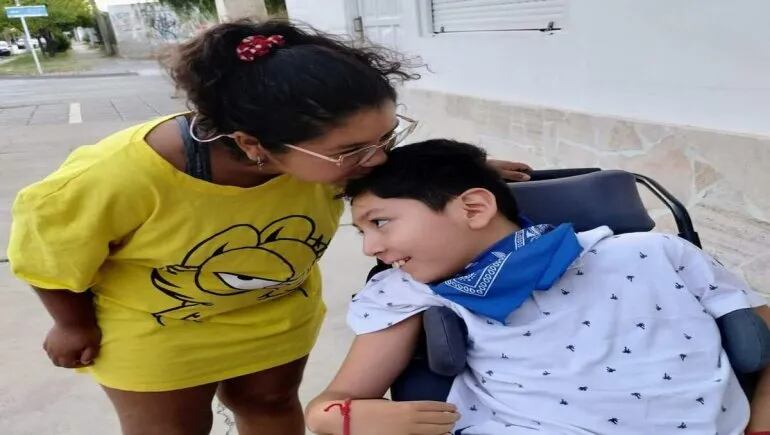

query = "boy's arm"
[[748, 305, 770, 432], [306, 315, 459, 435], [34, 287, 101, 368]]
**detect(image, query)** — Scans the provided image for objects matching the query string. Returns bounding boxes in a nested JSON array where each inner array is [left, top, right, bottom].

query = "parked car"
[[0, 41, 11, 56], [15, 39, 39, 50]]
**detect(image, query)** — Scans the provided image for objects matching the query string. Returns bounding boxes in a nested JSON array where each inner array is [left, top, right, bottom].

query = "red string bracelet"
[[323, 399, 352, 435], [747, 432, 770, 435]]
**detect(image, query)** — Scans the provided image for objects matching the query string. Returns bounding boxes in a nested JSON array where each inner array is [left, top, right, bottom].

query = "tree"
[[1, 0, 93, 33], [1, 0, 92, 55]]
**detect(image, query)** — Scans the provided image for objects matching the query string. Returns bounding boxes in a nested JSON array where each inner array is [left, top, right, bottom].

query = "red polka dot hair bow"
[[236, 34, 286, 62]]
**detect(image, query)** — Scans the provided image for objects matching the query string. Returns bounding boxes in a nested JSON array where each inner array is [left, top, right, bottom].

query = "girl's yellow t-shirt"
[[7, 115, 344, 392]]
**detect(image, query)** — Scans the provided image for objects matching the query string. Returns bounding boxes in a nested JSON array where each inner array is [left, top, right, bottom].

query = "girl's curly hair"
[[162, 19, 420, 152]]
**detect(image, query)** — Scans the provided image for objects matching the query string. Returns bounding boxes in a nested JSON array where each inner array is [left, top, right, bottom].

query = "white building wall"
[[288, 0, 770, 137], [285, 0, 351, 36], [287, 0, 770, 298]]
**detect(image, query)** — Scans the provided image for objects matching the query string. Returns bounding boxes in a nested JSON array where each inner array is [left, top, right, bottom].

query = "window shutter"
[[432, 0, 566, 33]]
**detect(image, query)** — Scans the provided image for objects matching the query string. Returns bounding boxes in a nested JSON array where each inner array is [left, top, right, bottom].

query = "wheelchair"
[[362, 168, 770, 402]]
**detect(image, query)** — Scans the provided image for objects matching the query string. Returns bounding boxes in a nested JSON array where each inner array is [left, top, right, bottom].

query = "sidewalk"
[[71, 43, 165, 76], [0, 42, 165, 77]]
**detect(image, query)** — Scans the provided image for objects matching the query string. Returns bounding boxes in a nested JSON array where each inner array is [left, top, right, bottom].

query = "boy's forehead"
[[350, 193, 421, 225], [350, 192, 386, 218]]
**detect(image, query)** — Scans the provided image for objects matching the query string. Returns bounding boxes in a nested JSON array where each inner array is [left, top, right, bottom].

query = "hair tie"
[[236, 34, 286, 62]]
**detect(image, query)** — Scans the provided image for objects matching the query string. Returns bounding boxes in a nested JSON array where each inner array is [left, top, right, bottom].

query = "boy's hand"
[[487, 159, 531, 181], [350, 399, 460, 435], [43, 323, 102, 368]]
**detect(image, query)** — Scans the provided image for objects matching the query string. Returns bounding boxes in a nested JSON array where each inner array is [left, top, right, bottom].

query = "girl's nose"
[[359, 148, 388, 168]]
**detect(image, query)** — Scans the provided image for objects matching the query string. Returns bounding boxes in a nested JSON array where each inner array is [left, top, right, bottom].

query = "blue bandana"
[[429, 223, 582, 322]]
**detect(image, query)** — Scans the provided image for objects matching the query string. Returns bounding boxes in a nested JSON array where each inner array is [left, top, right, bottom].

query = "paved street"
[[0, 67, 368, 434]]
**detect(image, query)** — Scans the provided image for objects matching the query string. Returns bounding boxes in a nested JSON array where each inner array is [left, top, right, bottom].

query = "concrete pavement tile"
[[1, 123, 136, 151], [0, 106, 36, 127], [82, 113, 125, 123], [0, 76, 177, 109], [80, 100, 122, 123], [0, 267, 119, 435], [109, 97, 159, 121], [28, 115, 70, 126], [0, 215, 10, 257], [28, 104, 69, 126], [141, 97, 187, 116]]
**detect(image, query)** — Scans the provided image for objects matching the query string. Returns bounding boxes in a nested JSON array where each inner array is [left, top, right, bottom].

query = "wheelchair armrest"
[[718, 308, 770, 374], [423, 306, 467, 377]]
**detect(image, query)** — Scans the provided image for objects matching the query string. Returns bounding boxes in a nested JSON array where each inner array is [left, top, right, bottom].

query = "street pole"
[[15, 0, 43, 75]]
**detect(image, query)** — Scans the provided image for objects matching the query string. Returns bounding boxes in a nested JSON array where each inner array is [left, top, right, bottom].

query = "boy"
[[306, 140, 770, 434]]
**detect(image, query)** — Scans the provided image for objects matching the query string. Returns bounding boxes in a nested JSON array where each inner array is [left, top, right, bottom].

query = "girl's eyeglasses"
[[283, 114, 418, 168]]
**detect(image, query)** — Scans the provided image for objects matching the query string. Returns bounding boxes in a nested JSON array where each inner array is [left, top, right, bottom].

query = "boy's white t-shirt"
[[348, 227, 767, 435]]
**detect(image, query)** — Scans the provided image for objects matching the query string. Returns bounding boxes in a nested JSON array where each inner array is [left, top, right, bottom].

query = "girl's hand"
[[487, 159, 532, 181], [43, 323, 102, 368], [349, 399, 460, 435]]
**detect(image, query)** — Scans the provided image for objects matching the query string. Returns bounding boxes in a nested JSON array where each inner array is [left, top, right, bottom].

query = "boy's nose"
[[362, 234, 384, 257]]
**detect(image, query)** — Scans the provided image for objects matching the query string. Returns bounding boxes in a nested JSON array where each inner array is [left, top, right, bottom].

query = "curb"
[[0, 71, 140, 80]]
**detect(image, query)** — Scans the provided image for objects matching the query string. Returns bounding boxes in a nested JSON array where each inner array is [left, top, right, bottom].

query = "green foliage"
[[50, 29, 70, 52], [265, 0, 286, 15]]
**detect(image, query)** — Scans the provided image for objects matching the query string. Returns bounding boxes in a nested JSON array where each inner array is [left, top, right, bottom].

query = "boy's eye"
[[372, 218, 389, 228]]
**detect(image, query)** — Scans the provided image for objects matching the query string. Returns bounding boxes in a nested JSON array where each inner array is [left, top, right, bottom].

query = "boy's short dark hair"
[[344, 139, 520, 224]]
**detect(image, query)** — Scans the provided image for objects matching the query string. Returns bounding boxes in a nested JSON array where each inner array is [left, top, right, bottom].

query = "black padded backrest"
[[510, 170, 655, 234]]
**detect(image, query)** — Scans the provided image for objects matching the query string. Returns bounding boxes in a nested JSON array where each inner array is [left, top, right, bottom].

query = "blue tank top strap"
[[174, 115, 212, 182]]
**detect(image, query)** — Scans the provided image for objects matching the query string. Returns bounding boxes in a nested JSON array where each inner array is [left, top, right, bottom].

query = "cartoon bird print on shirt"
[[149, 216, 330, 325]]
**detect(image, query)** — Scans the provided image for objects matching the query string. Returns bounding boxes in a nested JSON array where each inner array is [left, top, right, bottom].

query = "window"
[[431, 0, 566, 33]]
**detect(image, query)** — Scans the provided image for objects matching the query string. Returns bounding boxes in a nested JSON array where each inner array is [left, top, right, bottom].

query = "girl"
[[7, 20, 530, 435]]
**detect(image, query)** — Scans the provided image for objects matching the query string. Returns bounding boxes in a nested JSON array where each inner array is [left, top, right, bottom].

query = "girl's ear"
[[230, 131, 265, 162], [457, 188, 498, 230]]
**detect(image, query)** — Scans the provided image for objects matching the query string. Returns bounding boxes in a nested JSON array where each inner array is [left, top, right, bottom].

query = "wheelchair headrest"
[[510, 170, 655, 234]]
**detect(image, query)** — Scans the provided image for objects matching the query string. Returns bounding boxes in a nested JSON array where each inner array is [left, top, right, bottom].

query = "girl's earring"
[[256, 155, 264, 170]]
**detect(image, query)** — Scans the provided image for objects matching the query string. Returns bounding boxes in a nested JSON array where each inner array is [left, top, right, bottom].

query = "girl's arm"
[[487, 159, 531, 181], [34, 287, 101, 368], [306, 315, 459, 435], [747, 305, 770, 432]]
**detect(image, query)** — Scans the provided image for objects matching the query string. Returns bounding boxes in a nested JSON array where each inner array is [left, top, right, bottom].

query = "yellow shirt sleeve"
[[8, 145, 151, 292]]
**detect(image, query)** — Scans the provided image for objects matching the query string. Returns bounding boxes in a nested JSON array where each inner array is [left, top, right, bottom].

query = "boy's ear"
[[457, 188, 498, 230]]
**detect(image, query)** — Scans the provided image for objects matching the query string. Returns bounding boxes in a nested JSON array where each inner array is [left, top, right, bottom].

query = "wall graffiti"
[[112, 11, 136, 33], [108, 2, 215, 58], [137, 4, 180, 41]]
